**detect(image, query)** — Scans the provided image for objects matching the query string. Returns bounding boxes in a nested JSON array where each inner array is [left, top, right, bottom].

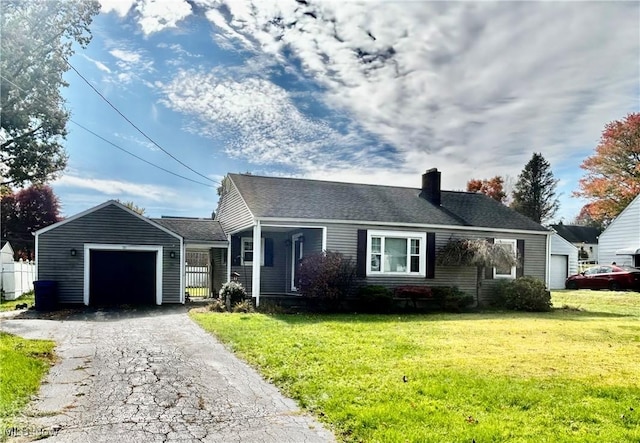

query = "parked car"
[[565, 265, 640, 291]]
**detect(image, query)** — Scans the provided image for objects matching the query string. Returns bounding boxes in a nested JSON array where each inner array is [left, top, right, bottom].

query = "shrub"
[[297, 251, 356, 310], [492, 276, 551, 312], [431, 286, 474, 312], [231, 299, 255, 313], [207, 298, 226, 312], [219, 281, 247, 310], [358, 286, 394, 313]]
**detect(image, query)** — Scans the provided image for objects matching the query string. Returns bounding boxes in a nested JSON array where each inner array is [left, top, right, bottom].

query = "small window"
[[494, 239, 517, 279], [367, 231, 426, 276], [241, 238, 265, 266]]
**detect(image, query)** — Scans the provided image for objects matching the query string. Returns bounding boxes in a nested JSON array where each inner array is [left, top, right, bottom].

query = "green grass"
[[191, 290, 640, 442], [0, 332, 55, 433], [0, 291, 35, 312]]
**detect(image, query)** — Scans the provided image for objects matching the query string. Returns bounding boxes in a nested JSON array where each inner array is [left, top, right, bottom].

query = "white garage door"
[[550, 254, 568, 289]]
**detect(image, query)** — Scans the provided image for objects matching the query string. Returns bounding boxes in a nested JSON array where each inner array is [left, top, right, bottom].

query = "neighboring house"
[[598, 194, 640, 267], [216, 169, 552, 306], [549, 223, 601, 263], [548, 233, 579, 289]]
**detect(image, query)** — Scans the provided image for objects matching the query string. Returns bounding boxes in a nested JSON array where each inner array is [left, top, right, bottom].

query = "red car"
[[565, 265, 640, 291]]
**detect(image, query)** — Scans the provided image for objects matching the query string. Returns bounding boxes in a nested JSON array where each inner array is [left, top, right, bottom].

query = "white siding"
[[598, 195, 640, 266], [549, 233, 578, 289]]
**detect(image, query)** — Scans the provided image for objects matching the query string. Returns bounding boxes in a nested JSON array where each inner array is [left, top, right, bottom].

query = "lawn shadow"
[[267, 307, 633, 325]]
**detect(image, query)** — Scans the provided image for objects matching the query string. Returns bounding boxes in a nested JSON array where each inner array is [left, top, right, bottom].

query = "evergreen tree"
[[510, 153, 559, 224]]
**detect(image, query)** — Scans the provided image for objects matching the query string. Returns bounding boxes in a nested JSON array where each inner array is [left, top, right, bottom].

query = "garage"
[[549, 233, 579, 289], [35, 200, 184, 306]]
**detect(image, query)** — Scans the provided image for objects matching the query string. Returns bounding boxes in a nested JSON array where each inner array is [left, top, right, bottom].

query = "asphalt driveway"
[[1, 306, 335, 442]]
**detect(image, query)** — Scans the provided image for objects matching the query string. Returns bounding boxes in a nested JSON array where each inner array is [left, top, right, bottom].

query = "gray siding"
[[38, 204, 182, 304], [216, 177, 254, 234]]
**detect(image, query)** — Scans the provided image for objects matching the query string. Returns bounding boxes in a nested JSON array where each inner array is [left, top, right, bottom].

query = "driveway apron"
[[1, 306, 335, 442]]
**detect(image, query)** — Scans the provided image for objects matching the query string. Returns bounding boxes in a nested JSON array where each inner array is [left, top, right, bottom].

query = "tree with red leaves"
[[466, 176, 507, 203], [1, 185, 61, 260], [574, 113, 640, 226]]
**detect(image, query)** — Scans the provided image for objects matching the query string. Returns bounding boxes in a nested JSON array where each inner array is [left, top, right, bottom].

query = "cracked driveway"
[[1, 306, 335, 442]]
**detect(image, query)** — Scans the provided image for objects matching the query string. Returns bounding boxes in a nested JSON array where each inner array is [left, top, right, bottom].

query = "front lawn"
[[191, 291, 640, 442], [0, 332, 55, 434]]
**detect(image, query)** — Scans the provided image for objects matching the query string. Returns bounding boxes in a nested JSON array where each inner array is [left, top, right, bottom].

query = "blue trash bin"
[[34, 280, 58, 311]]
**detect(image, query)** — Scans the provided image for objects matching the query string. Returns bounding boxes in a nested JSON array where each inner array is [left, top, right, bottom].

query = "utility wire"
[[69, 120, 216, 187], [0, 74, 217, 188], [65, 61, 217, 184]]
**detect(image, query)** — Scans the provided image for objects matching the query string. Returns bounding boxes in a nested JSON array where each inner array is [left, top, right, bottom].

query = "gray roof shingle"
[[549, 224, 601, 243], [229, 173, 549, 232], [152, 218, 227, 242]]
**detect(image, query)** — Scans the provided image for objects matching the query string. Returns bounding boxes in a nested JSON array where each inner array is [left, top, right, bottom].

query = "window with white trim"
[[241, 238, 265, 266], [494, 239, 517, 279], [367, 231, 426, 276]]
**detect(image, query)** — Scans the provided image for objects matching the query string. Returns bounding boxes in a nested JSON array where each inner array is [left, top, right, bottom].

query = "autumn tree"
[[117, 200, 146, 215], [1, 185, 61, 260], [1, 0, 100, 186], [466, 176, 507, 203], [510, 153, 559, 224], [574, 113, 640, 226]]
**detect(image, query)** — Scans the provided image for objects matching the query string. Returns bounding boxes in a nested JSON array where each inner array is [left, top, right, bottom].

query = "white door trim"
[[291, 233, 304, 292]]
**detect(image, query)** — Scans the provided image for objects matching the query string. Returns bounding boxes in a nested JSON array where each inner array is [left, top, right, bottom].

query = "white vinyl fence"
[[1, 258, 36, 301]]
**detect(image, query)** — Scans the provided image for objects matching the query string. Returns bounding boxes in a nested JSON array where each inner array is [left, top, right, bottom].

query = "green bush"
[[219, 281, 247, 309], [492, 276, 551, 312], [431, 286, 474, 312], [358, 285, 394, 313]]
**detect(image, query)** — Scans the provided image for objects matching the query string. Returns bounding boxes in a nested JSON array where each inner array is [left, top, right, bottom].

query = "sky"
[[52, 0, 639, 222]]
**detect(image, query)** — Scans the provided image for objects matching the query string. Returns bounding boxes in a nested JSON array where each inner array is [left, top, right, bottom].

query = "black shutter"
[[426, 232, 436, 279], [264, 238, 274, 267], [516, 239, 525, 278], [357, 229, 367, 277], [485, 238, 495, 279], [231, 236, 241, 266]]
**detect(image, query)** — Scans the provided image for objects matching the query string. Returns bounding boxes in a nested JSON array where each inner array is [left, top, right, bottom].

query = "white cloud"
[[109, 48, 141, 63], [202, 1, 638, 184], [99, 0, 135, 17], [136, 0, 192, 35], [55, 175, 176, 202], [81, 54, 111, 73], [159, 70, 392, 171]]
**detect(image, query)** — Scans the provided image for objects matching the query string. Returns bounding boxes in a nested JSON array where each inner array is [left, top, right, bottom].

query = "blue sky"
[[53, 0, 639, 222]]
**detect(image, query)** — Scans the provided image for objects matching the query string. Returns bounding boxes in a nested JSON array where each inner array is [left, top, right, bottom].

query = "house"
[[215, 169, 552, 306], [549, 223, 601, 263], [35, 200, 227, 306], [598, 194, 640, 267], [548, 233, 579, 289], [34, 169, 552, 307]]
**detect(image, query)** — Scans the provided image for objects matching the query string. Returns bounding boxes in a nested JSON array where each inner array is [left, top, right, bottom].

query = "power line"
[[0, 74, 217, 188], [69, 120, 216, 187], [65, 61, 217, 184]]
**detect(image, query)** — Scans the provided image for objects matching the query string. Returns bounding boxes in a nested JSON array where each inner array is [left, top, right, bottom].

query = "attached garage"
[[549, 233, 579, 289], [36, 200, 184, 306]]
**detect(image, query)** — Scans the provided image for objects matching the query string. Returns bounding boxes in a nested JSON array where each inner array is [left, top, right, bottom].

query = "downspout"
[[226, 234, 231, 284], [545, 232, 552, 289], [252, 221, 262, 306]]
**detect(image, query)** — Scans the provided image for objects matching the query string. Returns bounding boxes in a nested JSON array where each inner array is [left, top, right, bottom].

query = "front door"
[[291, 233, 304, 291]]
